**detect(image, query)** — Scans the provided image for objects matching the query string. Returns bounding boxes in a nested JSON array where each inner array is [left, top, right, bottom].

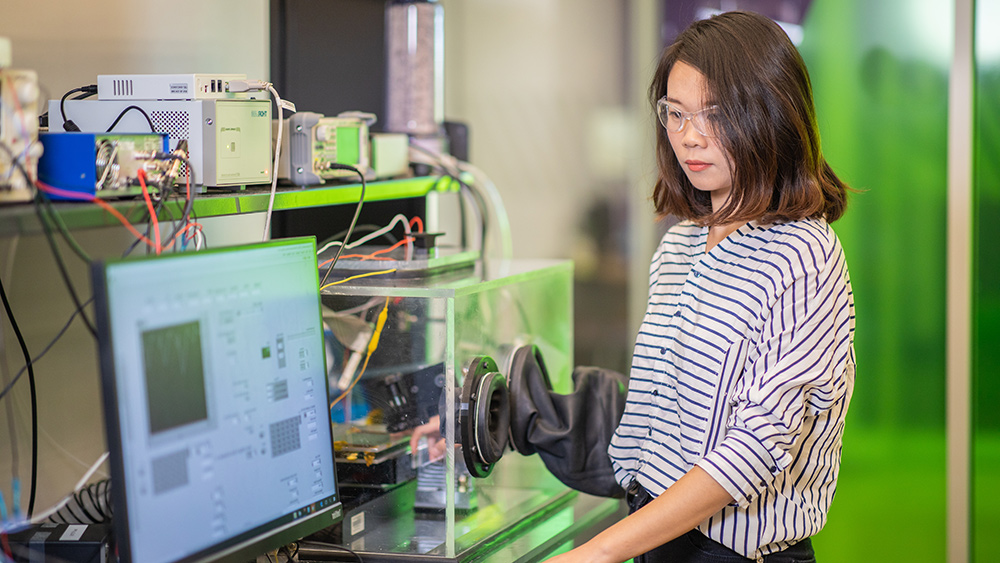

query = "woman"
[[547, 11, 855, 563]]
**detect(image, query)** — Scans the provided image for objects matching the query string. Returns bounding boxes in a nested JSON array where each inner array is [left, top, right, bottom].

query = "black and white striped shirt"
[[608, 218, 856, 559]]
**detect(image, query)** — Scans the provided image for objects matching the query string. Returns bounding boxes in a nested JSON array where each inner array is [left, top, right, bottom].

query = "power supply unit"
[[97, 73, 250, 101], [48, 98, 273, 190], [275, 111, 374, 186]]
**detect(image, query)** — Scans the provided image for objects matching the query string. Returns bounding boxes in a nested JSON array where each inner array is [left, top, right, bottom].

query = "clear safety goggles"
[[656, 97, 719, 137]]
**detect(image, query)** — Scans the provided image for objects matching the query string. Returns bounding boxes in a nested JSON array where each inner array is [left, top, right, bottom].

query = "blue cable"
[[0, 487, 8, 523], [10, 478, 19, 520]]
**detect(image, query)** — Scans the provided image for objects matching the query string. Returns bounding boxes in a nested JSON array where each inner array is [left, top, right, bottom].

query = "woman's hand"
[[409, 415, 447, 462]]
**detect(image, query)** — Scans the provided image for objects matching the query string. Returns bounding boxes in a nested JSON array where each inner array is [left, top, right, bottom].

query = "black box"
[[6, 523, 111, 563]]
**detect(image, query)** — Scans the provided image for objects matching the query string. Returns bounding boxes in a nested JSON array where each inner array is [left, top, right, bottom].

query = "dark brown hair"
[[650, 10, 849, 225]]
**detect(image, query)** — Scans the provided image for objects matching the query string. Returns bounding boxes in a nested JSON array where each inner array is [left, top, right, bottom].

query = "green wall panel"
[[797, 0, 949, 560], [974, 0, 1000, 559]]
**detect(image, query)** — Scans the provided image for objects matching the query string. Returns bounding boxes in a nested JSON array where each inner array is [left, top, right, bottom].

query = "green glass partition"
[[974, 0, 1000, 560], [798, 1, 950, 560]]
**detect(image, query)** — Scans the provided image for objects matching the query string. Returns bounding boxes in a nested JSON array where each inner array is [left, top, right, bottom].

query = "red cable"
[[320, 216, 422, 267], [409, 216, 424, 233], [137, 170, 161, 254], [1, 530, 13, 560], [168, 222, 204, 248], [339, 236, 415, 261], [35, 181, 158, 250]]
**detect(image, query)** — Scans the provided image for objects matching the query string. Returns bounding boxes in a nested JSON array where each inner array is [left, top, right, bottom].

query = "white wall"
[[0, 0, 269, 516], [440, 0, 638, 260], [0, 0, 269, 98]]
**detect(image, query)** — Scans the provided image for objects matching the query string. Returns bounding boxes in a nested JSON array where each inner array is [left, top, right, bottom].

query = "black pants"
[[626, 482, 816, 563]]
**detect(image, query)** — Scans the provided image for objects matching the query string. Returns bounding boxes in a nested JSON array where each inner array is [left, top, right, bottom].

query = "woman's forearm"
[[546, 466, 734, 563]]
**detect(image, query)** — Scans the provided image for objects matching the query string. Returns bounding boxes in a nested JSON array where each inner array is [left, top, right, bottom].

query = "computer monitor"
[[92, 237, 342, 563]]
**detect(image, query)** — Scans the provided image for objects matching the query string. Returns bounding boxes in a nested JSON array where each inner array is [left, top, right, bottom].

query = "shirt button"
[[660, 347, 667, 354], [652, 389, 659, 396], [693, 270, 701, 278]]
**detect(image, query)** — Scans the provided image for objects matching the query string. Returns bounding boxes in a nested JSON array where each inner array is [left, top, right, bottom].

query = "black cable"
[[122, 189, 159, 257], [0, 142, 24, 485], [121, 152, 196, 257], [0, 274, 38, 519], [35, 84, 52, 131], [0, 143, 42, 520], [319, 165, 366, 288], [313, 543, 363, 563], [0, 144, 94, 339], [160, 153, 196, 251], [39, 192, 92, 263], [188, 196, 207, 250], [31, 192, 98, 337], [105, 105, 155, 133], [59, 85, 97, 131], [0, 297, 92, 524], [159, 196, 180, 252], [0, 296, 92, 404]]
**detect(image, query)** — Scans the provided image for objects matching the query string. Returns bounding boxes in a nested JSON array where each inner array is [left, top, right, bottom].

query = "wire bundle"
[[46, 479, 112, 525], [408, 145, 513, 262]]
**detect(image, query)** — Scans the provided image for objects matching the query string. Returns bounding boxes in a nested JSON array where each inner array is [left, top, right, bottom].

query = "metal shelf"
[[0, 176, 452, 236]]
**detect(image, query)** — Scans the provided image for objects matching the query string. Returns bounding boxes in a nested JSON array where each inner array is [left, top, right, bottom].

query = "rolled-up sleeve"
[[696, 236, 855, 507]]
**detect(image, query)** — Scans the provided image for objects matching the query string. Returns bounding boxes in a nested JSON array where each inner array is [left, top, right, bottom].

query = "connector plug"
[[226, 79, 270, 93]]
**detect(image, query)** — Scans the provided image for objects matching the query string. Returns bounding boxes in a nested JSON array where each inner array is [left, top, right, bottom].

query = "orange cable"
[[35, 181, 157, 250]]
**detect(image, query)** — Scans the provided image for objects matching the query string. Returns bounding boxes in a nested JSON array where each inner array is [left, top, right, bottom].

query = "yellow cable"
[[320, 268, 397, 290], [329, 296, 391, 410]]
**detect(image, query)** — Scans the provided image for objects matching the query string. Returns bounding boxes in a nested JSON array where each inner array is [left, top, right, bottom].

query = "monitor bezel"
[[92, 236, 342, 563]]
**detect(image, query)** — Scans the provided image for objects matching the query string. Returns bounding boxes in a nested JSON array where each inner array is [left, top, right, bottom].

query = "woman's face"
[[665, 61, 734, 212]]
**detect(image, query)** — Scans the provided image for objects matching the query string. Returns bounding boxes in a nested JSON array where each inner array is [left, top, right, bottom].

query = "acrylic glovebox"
[[314, 259, 576, 561]]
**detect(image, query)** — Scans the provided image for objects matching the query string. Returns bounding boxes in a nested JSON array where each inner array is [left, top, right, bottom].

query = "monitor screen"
[[92, 237, 341, 563]]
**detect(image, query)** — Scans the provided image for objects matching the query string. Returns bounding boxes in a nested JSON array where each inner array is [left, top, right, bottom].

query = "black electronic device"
[[92, 237, 342, 563], [361, 362, 445, 433], [5, 523, 111, 563]]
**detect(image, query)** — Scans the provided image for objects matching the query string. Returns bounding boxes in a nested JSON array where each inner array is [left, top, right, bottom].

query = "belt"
[[625, 480, 653, 513]]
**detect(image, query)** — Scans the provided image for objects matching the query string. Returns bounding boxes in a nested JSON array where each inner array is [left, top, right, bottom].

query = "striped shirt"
[[608, 218, 856, 559]]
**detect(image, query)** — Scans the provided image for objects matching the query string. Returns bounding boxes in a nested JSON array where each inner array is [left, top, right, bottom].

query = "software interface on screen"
[[97, 239, 339, 563]]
